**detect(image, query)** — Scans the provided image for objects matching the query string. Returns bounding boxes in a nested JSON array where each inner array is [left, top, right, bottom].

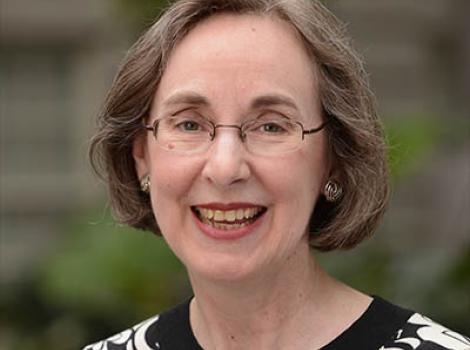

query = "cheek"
[[258, 147, 327, 200], [259, 147, 327, 237], [147, 151, 203, 217]]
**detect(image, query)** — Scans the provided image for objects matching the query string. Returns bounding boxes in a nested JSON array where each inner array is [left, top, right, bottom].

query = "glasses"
[[144, 114, 328, 156]]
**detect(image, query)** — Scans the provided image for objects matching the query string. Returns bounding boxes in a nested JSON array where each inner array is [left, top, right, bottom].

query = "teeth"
[[225, 210, 236, 222], [244, 208, 254, 219], [210, 222, 245, 230], [214, 210, 224, 221], [196, 206, 264, 224]]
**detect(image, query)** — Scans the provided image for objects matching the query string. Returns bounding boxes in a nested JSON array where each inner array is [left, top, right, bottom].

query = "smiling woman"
[[84, 1, 469, 349]]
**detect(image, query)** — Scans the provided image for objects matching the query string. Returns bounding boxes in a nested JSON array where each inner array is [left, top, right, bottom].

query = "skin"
[[133, 13, 371, 350]]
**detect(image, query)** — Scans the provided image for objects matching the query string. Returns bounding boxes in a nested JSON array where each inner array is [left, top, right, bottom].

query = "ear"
[[133, 134, 149, 179]]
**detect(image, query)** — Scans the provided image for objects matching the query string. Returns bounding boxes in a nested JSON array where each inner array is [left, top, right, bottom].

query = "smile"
[[191, 206, 267, 230]]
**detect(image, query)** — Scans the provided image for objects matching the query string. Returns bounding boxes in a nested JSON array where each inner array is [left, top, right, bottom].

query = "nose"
[[201, 127, 251, 188]]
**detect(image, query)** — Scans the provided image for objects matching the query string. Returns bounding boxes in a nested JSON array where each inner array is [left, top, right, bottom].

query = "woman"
[[84, 0, 469, 349]]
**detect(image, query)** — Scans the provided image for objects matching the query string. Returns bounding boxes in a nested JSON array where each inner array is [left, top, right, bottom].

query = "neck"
[[187, 242, 367, 350]]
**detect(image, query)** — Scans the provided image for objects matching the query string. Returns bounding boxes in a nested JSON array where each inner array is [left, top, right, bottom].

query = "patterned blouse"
[[83, 297, 470, 350]]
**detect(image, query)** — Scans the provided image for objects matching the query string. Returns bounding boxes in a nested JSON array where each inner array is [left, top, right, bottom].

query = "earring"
[[140, 174, 150, 193], [324, 180, 342, 202]]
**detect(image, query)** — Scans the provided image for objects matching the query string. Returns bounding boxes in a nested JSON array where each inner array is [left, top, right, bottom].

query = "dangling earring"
[[324, 180, 342, 202], [140, 174, 150, 193]]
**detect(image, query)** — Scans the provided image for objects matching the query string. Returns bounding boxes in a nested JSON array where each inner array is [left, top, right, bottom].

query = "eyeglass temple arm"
[[143, 119, 157, 131], [302, 119, 330, 136]]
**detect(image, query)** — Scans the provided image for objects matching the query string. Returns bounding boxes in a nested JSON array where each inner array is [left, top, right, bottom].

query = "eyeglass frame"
[[143, 116, 330, 151]]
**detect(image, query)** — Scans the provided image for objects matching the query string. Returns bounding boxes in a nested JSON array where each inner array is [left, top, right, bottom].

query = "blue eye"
[[178, 120, 201, 131], [261, 122, 285, 133], [166, 114, 210, 133]]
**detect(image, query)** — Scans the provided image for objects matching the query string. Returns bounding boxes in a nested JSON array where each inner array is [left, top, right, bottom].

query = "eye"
[[167, 114, 210, 133], [177, 119, 201, 131], [260, 122, 286, 133], [248, 117, 292, 135]]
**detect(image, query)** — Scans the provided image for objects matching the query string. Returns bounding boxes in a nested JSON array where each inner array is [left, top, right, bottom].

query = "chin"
[[186, 251, 263, 284]]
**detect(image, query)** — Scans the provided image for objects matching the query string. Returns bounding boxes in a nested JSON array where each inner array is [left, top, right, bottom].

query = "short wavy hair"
[[90, 0, 389, 252]]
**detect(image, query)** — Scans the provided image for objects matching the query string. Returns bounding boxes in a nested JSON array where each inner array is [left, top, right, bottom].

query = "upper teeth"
[[196, 207, 263, 222]]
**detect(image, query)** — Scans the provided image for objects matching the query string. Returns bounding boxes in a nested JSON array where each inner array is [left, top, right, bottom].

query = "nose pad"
[[201, 128, 251, 188]]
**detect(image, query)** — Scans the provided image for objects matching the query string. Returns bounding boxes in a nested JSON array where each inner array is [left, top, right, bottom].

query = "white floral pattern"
[[380, 313, 470, 350], [83, 315, 160, 350]]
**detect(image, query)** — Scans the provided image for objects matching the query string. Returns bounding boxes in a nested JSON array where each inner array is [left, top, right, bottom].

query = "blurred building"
[[331, 0, 469, 246], [1, 0, 469, 287], [0, 0, 130, 284], [333, 0, 469, 116]]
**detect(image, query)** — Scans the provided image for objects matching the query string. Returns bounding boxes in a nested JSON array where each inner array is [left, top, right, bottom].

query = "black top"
[[83, 297, 470, 350]]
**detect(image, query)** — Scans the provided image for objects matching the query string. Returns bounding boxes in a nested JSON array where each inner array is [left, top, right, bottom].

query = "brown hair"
[[90, 0, 389, 251]]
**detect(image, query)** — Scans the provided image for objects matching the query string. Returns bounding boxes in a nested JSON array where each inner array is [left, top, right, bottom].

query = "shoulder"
[[82, 298, 192, 350], [325, 296, 469, 350], [379, 312, 470, 350]]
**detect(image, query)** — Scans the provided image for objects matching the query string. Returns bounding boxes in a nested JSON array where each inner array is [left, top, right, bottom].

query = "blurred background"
[[0, 0, 469, 348]]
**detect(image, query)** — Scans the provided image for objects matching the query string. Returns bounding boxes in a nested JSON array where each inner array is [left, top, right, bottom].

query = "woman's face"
[[134, 14, 330, 282]]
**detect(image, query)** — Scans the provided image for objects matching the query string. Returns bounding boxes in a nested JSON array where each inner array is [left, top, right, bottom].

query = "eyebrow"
[[161, 91, 299, 111], [162, 91, 210, 108], [250, 94, 299, 111]]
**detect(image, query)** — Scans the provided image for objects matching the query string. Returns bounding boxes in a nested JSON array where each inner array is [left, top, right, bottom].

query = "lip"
[[193, 202, 264, 210], [191, 203, 266, 240]]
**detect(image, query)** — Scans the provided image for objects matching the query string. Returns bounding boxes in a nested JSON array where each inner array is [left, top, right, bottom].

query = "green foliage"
[[423, 247, 470, 334], [34, 210, 190, 346], [114, 0, 167, 32], [39, 211, 189, 319], [318, 240, 394, 296], [385, 115, 470, 180], [385, 116, 441, 180]]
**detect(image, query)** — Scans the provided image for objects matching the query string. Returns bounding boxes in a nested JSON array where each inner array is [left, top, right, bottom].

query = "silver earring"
[[324, 180, 342, 202], [140, 174, 150, 193]]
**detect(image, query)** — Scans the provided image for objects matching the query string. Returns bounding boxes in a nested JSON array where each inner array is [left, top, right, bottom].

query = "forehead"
[[155, 13, 319, 116]]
